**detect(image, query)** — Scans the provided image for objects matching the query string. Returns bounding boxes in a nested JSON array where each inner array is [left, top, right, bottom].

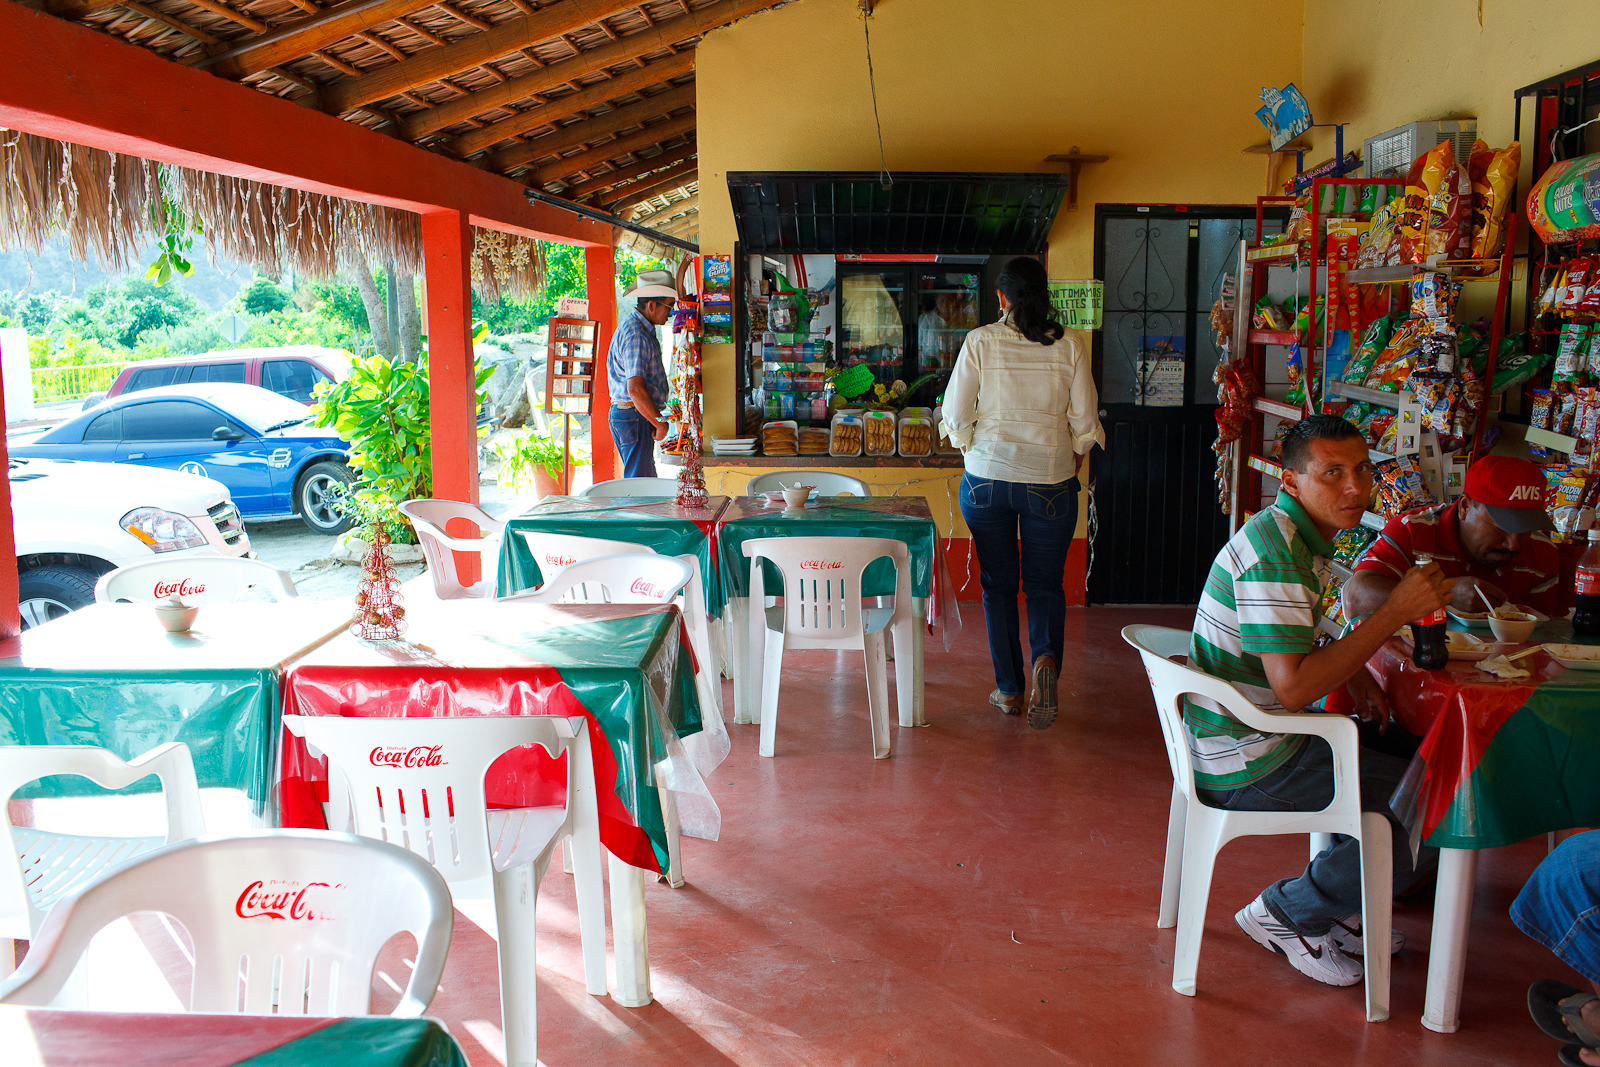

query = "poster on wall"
[[1048, 280, 1104, 330], [701, 254, 733, 343], [1136, 336, 1185, 407]]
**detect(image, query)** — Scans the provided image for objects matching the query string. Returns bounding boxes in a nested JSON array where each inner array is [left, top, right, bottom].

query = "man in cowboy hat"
[[606, 269, 677, 478]]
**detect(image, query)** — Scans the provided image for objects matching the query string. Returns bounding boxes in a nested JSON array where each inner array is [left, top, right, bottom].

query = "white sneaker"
[[1329, 914, 1404, 956], [1235, 896, 1363, 987]]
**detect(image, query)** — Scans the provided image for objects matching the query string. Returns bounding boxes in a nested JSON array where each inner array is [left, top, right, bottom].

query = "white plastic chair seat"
[[94, 558, 298, 604], [399, 499, 505, 601], [12, 829, 162, 922], [764, 604, 894, 637], [581, 478, 680, 497], [746, 470, 870, 497]]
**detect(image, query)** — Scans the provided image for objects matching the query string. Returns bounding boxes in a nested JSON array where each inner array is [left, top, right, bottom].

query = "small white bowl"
[[154, 603, 200, 633], [1486, 612, 1537, 644], [782, 487, 812, 508]]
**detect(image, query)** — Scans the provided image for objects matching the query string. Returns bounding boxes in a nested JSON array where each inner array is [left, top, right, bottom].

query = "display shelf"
[[1361, 511, 1387, 531], [1246, 244, 1303, 264], [1252, 396, 1305, 421], [1342, 261, 1501, 285], [1526, 426, 1580, 453], [1318, 616, 1344, 638], [1328, 381, 1401, 408], [663, 452, 965, 469], [1248, 329, 1300, 347], [1247, 454, 1283, 480]]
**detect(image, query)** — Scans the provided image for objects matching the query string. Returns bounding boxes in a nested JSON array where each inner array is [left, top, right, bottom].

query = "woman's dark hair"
[[996, 256, 1064, 346]]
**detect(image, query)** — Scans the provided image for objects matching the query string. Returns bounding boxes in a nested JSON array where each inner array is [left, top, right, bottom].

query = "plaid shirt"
[[607, 307, 668, 409]]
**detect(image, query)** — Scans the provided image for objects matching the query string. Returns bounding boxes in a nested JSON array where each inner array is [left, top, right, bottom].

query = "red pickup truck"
[[85, 346, 351, 410]]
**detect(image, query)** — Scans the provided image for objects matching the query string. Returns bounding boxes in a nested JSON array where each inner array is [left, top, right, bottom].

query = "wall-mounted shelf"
[[1328, 381, 1401, 408], [1247, 454, 1283, 480], [1252, 396, 1305, 421]]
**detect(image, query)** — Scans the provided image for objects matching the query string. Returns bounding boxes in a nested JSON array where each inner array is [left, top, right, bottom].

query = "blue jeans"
[[1512, 830, 1600, 985], [958, 472, 1078, 696], [1198, 740, 1438, 937], [608, 407, 657, 479]]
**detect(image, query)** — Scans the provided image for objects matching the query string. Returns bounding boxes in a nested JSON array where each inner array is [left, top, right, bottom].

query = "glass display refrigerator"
[[836, 263, 988, 407]]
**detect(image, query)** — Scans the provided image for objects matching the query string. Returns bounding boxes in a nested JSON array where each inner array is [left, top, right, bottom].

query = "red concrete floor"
[[359, 604, 1584, 1067]]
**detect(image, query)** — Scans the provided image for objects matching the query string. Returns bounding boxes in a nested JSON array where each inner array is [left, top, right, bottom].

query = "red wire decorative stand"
[[673, 294, 709, 508], [353, 520, 407, 641]]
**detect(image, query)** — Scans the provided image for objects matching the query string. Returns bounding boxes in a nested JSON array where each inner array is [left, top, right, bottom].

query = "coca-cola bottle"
[[1575, 528, 1600, 637], [1410, 552, 1450, 670]]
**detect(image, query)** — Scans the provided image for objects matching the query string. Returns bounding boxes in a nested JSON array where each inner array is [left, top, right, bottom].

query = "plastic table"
[[278, 599, 716, 1008], [0, 602, 354, 818], [496, 495, 729, 614], [714, 495, 960, 729], [0, 1007, 468, 1067], [1366, 618, 1600, 1034]]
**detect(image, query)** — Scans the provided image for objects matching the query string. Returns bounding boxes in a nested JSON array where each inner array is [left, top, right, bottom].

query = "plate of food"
[[1447, 603, 1549, 631], [1400, 629, 1507, 661], [1541, 643, 1600, 671]]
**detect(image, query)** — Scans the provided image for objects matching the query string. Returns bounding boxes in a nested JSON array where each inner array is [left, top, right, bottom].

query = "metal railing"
[[30, 362, 129, 402]]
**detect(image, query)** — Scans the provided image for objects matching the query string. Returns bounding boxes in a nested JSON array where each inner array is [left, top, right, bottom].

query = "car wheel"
[[297, 460, 355, 535], [18, 566, 98, 629], [80, 392, 107, 411]]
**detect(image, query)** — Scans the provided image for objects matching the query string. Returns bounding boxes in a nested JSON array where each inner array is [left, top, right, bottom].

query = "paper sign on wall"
[[1136, 336, 1185, 407], [557, 296, 590, 318], [701, 255, 733, 343], [1048, 280, 1104, 330]]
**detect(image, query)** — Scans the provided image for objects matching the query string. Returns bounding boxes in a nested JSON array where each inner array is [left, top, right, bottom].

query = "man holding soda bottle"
[[1187, 415, 1454, 989]]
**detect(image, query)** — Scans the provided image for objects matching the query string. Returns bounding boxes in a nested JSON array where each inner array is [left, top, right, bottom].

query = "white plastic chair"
[[399, 499, 506, 600], [283, 713, 605, 1066], [742, 536, 910, 759], [0, 829, 452, 1016], [580, 477, 679, 498], [94, 558, 298, 604], [1120, 624, 1392, 1022], [1, 743, 205, 951], [501, 553, 693, 608], [746, 471, 870, 497]]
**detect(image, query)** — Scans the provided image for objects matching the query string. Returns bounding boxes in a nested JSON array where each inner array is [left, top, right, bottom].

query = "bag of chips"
[[1332, 525, 1379, 566], [1555, 322, 1589, 384], [1467, 333, 1548, 395], [1366, 320, 1423, 391], [1374, 455, 1434, 515], [1396, 180, 1430, 264], [1420, 140, 1471, 259], [1471, 141, 1521, 259], [1560, 258, 1594, 312], [1417, 321, 1458, 373], [1527, 152, 1600, 244], [1410, 268, 1461, 319], [1344, 315, 1397, 383], [1357, 197, 1402, 269]]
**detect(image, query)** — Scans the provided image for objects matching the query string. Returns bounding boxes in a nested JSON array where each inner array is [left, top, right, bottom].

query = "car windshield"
[[224, 389, 313, 431]]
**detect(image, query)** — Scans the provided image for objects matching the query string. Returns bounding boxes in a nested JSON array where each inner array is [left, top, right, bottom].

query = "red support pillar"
[[421, 208, 482, 583], [585, 244, 619, 484], [0, 373, 18, 639]]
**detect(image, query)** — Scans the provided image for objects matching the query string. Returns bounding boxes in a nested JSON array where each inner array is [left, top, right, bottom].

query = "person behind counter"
[[1342, 455, 1569, 621], [940, 256, 1103, 730], [606, 270, 677, 478]]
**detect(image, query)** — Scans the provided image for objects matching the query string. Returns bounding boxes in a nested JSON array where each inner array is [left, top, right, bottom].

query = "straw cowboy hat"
[[626, 269, 679, 300]]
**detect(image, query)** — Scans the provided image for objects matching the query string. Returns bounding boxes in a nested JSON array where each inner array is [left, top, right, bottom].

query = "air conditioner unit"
[[1362, 120, 1477, 177]]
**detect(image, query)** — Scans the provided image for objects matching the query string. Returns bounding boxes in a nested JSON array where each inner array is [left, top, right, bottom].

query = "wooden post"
[[585, 244, 619, 483], [421, 208, 482, 584]]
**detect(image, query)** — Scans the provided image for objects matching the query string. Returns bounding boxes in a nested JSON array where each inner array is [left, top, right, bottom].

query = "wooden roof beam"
[[480, 82, 691, 167], [439, 51, 690, 152], [202, 0, 445, 78], [631, 192, 697, 222], [524, 110, 694, 184], [121, 1, 220, 44], [319, 0, 646, 115], [186, 0, 268, 34], [561, 142, 693, 196], [602, 160, 696, 210]]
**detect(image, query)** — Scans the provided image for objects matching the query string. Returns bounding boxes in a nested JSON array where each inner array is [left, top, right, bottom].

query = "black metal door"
[[1088, 207, 1262, 605]]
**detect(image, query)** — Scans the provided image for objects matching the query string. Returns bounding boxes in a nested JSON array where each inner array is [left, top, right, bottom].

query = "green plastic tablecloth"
[[0, 603, 351, 814], [497, 495, 728, 615], [716, 496, 938, 600], [283, 601, 705, 875], [236, 1018, 468, 1067]]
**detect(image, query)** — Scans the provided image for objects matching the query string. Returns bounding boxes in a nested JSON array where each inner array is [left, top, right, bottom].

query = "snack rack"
[[544, 315, 599, 495]]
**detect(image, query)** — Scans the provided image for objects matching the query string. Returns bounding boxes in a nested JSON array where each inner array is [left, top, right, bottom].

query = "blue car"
[[13, 383, 356, 534]]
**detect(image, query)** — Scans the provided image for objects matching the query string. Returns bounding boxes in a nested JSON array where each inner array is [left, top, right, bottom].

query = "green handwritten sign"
[[1048, 280, 1104, 330]]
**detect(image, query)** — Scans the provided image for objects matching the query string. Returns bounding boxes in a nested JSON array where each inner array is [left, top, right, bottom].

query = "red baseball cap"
[[1463, 456, 1555, 533]]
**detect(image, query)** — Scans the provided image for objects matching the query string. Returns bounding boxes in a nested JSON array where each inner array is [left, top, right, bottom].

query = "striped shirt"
[[607, 307, 669, 409], [1187, 490, 1333, 790]]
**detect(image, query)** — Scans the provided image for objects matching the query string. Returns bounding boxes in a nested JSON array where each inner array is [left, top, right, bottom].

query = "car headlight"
[[120, 508, 209, 553]]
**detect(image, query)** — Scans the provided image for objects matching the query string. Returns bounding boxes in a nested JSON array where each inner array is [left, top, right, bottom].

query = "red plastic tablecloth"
[[1362, 638, 1561, 843]]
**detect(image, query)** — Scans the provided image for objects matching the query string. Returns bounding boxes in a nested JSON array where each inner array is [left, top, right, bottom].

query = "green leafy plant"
[[493, 416, 588, 492], [146, 198, 201, 288], [309, 354, 494, 529]]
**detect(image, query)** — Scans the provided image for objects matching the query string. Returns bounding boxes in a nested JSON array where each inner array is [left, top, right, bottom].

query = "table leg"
[[608, 855, 652, 1008], [746, 592, 766, 727], [1422, 847, 1478, 1034], [728, 597, 753, 725], [891, 598, 926, 727]]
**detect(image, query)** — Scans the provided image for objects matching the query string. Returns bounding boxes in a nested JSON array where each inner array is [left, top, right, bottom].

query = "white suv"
[[10, 457, 250, 628]]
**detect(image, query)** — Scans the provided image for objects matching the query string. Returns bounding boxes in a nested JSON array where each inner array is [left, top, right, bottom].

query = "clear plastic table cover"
[[1363, 622, 1600, 853], [281, 601, 717, 876], [715, 495, 961, 649], [0, 603, 352, 811], [496, 495, 730, 615]]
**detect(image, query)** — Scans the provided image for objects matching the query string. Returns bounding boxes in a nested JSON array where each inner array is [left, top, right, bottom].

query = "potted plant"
[[494, 417, 588, 502]]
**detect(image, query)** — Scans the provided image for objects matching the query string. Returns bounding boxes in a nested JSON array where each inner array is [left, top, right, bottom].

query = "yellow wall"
[[694, 0, 1306, 439], [701, 463, 965, 534]]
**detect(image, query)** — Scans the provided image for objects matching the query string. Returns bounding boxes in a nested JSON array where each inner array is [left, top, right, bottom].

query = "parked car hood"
[[8, 458, 229, 514]]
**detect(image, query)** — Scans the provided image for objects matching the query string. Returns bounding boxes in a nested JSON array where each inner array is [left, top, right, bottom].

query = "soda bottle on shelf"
[[1574, 528, 1600, 636], [1410, 552, 1451, 670]]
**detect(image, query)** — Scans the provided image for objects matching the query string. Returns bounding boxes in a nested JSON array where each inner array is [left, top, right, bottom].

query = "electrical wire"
[[862, 12, 893, 190], [1550, 115, 1600, 162]]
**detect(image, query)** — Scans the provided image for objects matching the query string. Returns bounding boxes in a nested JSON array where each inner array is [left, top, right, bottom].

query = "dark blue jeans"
[[1198, 740, 1437, 937], [1512, 830, 1600, 985], [958, 472, 1079, 696], [608, 406, 657, 479]]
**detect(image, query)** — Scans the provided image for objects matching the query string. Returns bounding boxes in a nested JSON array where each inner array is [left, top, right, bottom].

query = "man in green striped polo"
[[1190, 415, 1453, 987]]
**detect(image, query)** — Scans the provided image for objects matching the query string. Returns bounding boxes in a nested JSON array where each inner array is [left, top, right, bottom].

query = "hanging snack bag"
[[1555, 322, 1589, 384], [1556, 391, 1581, 436], [1364, 319, 1422, 390], [1561, 258, 1595, 312], [1418, 322, 1458, 374], [1357, 197, 1401, 269], [1471, 142, 1521, 259], [1344, 315, 1397, 383], [1396, 180, 1430, 264], [1374, 455, 1434, 514], [1410, 268, 1461, 319], [1420, 140, 1471, 259], [1527, 152, 1600, 244], [1365, 410, 1395, 448]]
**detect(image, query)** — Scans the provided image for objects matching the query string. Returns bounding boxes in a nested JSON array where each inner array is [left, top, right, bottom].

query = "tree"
[[349, 262, 390, 357], [238, 276, 293, 316]]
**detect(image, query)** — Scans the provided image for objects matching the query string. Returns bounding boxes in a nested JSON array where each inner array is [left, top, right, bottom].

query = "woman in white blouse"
[[940, 257, 1104, 730]]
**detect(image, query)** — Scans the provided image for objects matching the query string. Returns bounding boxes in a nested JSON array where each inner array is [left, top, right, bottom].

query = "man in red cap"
[[1343, 455, 1567, 621]]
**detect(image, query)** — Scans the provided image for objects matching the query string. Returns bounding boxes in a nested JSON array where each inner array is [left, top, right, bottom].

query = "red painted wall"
[[585, 246, 620, 483]]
